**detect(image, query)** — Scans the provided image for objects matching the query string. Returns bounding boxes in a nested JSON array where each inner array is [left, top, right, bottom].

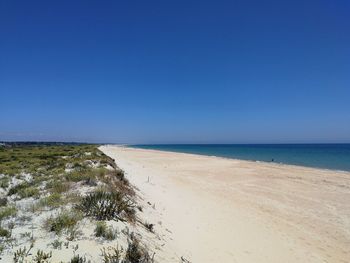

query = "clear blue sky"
[[1, 0, 349, 143]]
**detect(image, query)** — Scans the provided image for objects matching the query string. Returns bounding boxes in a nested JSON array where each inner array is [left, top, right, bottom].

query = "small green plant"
[[33, 249, 52, 263], [125, 239, 143, 263], [8, 181, 40, 199], [18, 186, 40, 199], [0, 176, 10, 188], [111, 169, 128, 186], [64, 241, 69, 249], [0, 197, 7, 207], [20, 231, 32, 239], [13, 247, 27, 263], [0, 206, 17, 220], [94, 221, 118, 240], [44, 210, 82, 235], [104, 228, 117, 240], [67, 226, 82, 241], [25, 202, 42, 214], [0, 226, 11, 238], [8, 221, 15, 229], [101, 246, 123, 263], [13, 244, 34, 263], [65, 193, 82, 204], [46, 180, 70, 194], [100, 238, 154, 263], [0, 244, 4, 255], [70, 254, 88, 263], [8, 182, 32, 196], [94, 221, 107, 237], [124, 238, 154, 263], [51, 239, 63, 249], [18, 214, 32, 223], [65, 169, 95, 183], [144, 222, 154, 233], [40, 193, 62, 208]]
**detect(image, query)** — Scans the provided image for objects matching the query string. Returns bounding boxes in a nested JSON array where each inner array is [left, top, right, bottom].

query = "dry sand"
[[100, 145, 350, 263]]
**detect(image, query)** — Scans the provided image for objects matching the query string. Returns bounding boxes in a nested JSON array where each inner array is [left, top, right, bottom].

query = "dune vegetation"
[[0, 143, 154, 262]]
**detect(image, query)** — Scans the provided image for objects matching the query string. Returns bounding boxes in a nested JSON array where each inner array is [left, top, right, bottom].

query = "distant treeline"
[[0, 142, 95, 147]]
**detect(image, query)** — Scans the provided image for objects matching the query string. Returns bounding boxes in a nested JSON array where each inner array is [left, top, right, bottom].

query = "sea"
[[130, 144, 350, 172]]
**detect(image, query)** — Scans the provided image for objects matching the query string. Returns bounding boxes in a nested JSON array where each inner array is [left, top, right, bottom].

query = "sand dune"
[[100, 145, 350, 263]]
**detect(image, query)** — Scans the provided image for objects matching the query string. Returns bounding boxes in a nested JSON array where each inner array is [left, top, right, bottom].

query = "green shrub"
[[8, 182, 40, 199], [94, 221, 107, 237], [0, 227, 11, 238], [50, 239, 62, 249], [65, 169, 95, 183], [40, 193, 62, 208], [0, 197, 7, 207], [0, 206, 17, 220], [0, 176, 10, 188], [70, 254, 87, 263], [125, 238, 154, 263], [92, 168, 109, 178], [112, 169, 126, 183], [104, 228, 117, 240], [65, 193, 82, 204], [125, 239, 143, 262], [67, 226, 82, 241], [13, 245, 34, 263], [101, 240, 154, 263], [8, 182, 32, 196], [18, 186, 40, 199], [77, 190, 134, 221], [94, 221, 118, 240], [44, 210, 82, 235], [101, 246, 123, 263], [144, 222, 154, 233], [46, 180, 70, 194]]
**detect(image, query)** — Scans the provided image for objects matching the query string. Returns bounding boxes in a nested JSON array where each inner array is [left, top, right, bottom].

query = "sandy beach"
[[101, 145, 350, 263]]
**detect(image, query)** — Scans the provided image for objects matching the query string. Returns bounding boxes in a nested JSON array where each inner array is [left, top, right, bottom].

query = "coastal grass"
[[70, 255, 88, 263], [101, 237, 154, 263], [39, 193, 63, 208], [0, 143, 103, 178], [44, 210, 83, 235], [0, 206, 17, 221], [46, 179, 71, 194], [125, 238, 154, 263], [33, 249, 52, 262], [13, 246, 53, 263], [65, 168, 96, 183], [0, 227, 11, 238], [0, 143, 128, 202], [0, 176, 10, 188], [101, 246, 123, 263], [77, 189, 135, 222], [0, 197, 7, 207], [94, 221, 118, 240]]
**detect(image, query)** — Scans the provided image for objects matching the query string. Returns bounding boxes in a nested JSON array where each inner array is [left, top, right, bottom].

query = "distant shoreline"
[[127, 143, 350, 172]]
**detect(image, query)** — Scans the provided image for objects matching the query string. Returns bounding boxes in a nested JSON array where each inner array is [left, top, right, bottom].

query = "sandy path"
[[100, 145, 350, 263]]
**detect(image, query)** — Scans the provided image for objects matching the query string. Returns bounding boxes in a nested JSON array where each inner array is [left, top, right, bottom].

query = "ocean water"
[[131, 144, 350, 172]]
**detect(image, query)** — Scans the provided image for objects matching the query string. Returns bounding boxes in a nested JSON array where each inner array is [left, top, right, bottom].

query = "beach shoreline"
[[101, 145, 350, 263], [126, 144, 350, 173], [126, 145, 350, 174]]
